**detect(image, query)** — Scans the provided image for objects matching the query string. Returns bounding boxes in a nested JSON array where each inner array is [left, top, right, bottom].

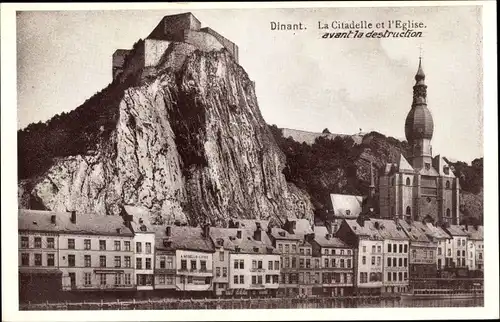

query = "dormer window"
[[278, 231, 286, 237], [445, 181, 450, 189], [253, 247, 259, 253], [425, 163, 431, 170], [234, 246, 241, 253], [346, 210, 351, 216]]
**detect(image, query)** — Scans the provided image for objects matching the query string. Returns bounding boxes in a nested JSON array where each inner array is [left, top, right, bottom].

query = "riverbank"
[[20, 294, 483, 311]]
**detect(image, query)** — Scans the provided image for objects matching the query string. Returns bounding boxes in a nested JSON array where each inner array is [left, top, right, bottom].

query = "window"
[[21, 253, 29, 266], [406, 206, 411, 217], [146, 258, 151, 269], [388, 244, 392, 252], [430, 250, 434, 258], [234, 260, 239, 269], [200, 260, 207, 271], [278, 244, 283, 252], [324, 258, 329, 268], [393, 258, 397, 267], [125, 256, 131, 268], [115, 256, 121, 268], [305, 272, 310, 284], [372, 245, 375, 253], [399, 244, 403, 253], [371, 256, 375, 265], [219, 252, 224, 261], [340, 259, 345, 268], [462, 250, 466, 257], [285, 245, 289, 253], [388, 272, 392, 281], [166, 275, 173, 284], [146, 242, 151, 254], [99, 255, 106, 267], [387, 257, 391, 266], [292, 245, 297, 253], [306, 259, 311, 268], [234, 275, 239, 284], [393, 272, 397, 281], [398, 272, 403, 281], [377, 257, 381, 266], [136, 258, 142, 269], [191, 260, 197, 271], [275, 260, 279, 270], [240, 275, 244, 284], [258, 275, 263, 285], [84, 273, 92, 286], [187, 276, 193, 284], [99, 240, 106, 251], [315, 259, 320, 268], [114, 273, 121, 285], [404, 272, 408, 281], [377, 246, 381, 253], [136, 242, 142, 253], [393, 244, 397, 253], [362, 246, 366, 253], [239, 260, 244, 269], [160, 257, 166, 268], [462, 240, 466, 247], [45, 253, 54, 266], [457, 250, 461, 257], [21, 237, 29, 248], [437, 247, 442, 255], [404, 244, 408, 253], [446, 181, 450, 189], [68, 254, 75, 267], [114, 241, 121, 251], [216, 267, 221, 277], [446, 208, 451, 218], [306, 249, 311, 256], [34, 237, 42, 248], [300, 248, 304, 255], [269, 261, 273, 270], [332, 258, 336, 267], [267, 275, 272, 284], [412, 250, 417, 259], [100, 274, 106, 285], [399, 258, 402, 267], [223, 268, 227, 277], [167, 257, 173, 269], [84, 255, 91, 267], [406, 177, 411, 186], [84, 239, 91, 250], [47, 238, 55, 249], [124, 241, 130, 251], [362, 256, 366, 265], [404, 258, 408, 267], [448, 249, 451, 256], [285, 257, 290, 268], [291, 258, 296, 269], [347, 259, 351, 268], [159, 275, 165, 284]]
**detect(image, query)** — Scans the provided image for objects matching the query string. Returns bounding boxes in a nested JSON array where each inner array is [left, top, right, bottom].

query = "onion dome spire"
[[415, 56, 425, 83]]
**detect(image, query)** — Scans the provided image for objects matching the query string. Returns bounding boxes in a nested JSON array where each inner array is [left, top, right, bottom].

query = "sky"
[[16, 6, 484, 163]]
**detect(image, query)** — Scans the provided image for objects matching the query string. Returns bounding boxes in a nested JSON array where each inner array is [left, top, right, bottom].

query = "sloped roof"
[[234, 219, 269, 231], [330, 194, 363, 218], [270, 227, 302, 241], [151, 225, 214, 253], [397, 220, 432, 243], [313, 226, 350, 248], [418, 165, 440, 176], [286, 218, 313, 235], [461, 225, 483, 241], [123, 205, 155, 234], [433, 155, 456, 178], [445, 225, 469, 237], [425, 223, 451, 239], [343, 219, 383, 240], [398, 154, 414, 172], [369, 219, 409, 240], [210, 227, 277, 254], [18, 209, 134, 237]]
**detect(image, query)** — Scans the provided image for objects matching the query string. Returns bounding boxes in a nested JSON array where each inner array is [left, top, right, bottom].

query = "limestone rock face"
[[18, 45, 314, 225]]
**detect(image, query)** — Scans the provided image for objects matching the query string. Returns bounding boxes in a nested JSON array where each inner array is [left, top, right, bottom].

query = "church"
[[378, 58, 460, 225]]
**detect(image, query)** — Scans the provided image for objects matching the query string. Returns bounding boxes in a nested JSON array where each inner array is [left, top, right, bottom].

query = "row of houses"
[[18, 205, 483, 299]]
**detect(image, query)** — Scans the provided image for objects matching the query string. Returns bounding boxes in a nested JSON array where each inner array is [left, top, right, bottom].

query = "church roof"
[[397, 154, 414, 172], [405, 104, 434, 141], [330, 194, 363, 218]]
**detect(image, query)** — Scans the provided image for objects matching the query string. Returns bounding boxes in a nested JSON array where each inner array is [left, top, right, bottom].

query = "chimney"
[[254, 229, 262, 242], [116, 228, 121, 234], [70, 211, 76, 224], [236, 230, 242, 239], [356, 215, 366, 227], [166, 226, 172, 237], [325, 220, 332, 235], [256, 222, 261, 230], [465, 224, 469, 231], [202, 223, 210, 238], [51, 215, 56, 224], [369, 161, 376, 198]]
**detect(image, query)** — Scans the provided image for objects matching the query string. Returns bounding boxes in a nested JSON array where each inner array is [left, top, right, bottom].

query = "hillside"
[[18, 41, 313, 227], [269, 125, 484, 224]]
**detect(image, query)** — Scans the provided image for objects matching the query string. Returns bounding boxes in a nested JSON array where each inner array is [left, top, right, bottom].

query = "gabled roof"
[[313, 226, 350, 248], [234, 219, 269, 231], [424, 223, 451, 239], [433, 155, 456, 178], [397, 154, 414, 172], [343, 219, 383, 240], [286, 218, 313, 235], [445, 225, 469, 237], [397, 220, 432, 243], [270, 227, 302, 241], [18, 209, 134, 237], [461, 225, 483, 241], [152, 225, 214, 253], [210, 227, 277, 254], [369, 219, 409, 241], [123, 205, 154, 234], [330, 194, 363, 218]]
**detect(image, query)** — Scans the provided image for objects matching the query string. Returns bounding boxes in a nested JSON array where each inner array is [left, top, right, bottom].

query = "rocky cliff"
[[18, 43, 313, 226]]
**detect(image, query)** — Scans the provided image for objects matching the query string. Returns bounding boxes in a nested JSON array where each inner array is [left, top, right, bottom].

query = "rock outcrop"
[[18, 44, 314, 225]]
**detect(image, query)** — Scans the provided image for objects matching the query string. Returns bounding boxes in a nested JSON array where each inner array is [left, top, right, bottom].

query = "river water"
[[293, 297, 483, 309]]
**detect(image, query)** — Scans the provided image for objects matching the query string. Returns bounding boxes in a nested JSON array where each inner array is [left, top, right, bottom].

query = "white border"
[[1, 1, 498, 321]]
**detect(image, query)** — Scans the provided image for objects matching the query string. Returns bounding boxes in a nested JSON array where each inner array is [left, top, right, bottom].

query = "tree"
[[322, 128, 331, 134]]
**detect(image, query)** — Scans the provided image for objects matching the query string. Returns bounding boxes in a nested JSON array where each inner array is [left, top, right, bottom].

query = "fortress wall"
[[183, 30, 224, 53], [112, 50, 132, 79], [200, 27, 239, 63], [144, 39, 171, 67], [118, 41, 145, 81], [148, 13, 201, 41]]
